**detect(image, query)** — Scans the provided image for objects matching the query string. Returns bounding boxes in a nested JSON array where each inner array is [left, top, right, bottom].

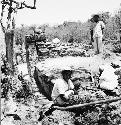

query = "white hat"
[[52, 38, 60, 44], [34, 28, 42, 34], [61, 66, 72, 71]]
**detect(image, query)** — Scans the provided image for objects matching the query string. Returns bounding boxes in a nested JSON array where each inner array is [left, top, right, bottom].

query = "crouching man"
[[51, 68, 74, 106], [98, 63, 119, 95]]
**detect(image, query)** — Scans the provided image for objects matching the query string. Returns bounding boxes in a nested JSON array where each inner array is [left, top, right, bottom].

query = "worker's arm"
[[59, 94, 68, 101], [101, 21, 105, 35], [102, 28, 104, 35], [60, 89, 74, 101]]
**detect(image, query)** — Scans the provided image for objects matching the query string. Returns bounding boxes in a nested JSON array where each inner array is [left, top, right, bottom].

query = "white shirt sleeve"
[[57, 79, 74, 94], [57, 83, 66, 94], [68, 79, 74, 90], [56, 79, 68, 94], [100, 21, 105, 29]]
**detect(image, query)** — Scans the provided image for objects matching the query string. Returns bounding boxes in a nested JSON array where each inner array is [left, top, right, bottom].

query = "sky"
[[1, 0, 121, 27]]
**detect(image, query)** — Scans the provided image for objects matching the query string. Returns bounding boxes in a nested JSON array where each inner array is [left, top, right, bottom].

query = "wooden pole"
[[25, 36, 33, 92], [53, 97, 121, 110], [119, 27, 121, 43]]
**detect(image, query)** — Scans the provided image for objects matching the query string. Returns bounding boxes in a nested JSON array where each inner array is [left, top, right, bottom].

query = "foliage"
[[14, 8, 121, 47], [1, 6, 121, 125], [112, 41, 121, 53]]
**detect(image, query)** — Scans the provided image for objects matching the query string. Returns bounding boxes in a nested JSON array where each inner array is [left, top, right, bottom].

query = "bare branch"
[[0, 3, 7, 33], [22, 2, 36, 9], [1, 0, 10, 5], [0, 19, 6, 33]]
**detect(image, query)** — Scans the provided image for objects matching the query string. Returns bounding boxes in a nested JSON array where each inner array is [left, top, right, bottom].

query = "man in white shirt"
[[93, 15, 105, 54], [51, 68, 74, 105], [98, 63, 119, 96]]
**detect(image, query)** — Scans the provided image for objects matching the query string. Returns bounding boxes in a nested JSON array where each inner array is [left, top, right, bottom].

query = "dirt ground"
[[1, 45, 121, 125]]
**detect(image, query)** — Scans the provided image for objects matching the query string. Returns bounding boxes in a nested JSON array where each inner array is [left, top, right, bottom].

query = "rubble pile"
[[42, 110, 75, 125], [34, 41, 89, 58]]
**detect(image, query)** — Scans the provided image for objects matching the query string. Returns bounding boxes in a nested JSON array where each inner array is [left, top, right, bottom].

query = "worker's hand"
[[64, 90, 74, 99]]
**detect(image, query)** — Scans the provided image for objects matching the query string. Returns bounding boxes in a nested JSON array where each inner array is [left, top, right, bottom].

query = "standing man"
[[93, 15, 105, 54]]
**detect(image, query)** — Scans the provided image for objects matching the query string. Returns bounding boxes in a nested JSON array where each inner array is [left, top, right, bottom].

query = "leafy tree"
[[1, 0, 36, 75]]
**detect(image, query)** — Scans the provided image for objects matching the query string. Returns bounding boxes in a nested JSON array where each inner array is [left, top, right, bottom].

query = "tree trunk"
[[5, 30, 14, 75], [119, 27, 121, 43]]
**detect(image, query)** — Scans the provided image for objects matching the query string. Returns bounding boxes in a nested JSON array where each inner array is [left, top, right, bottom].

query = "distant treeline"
[[15, 9, 121, 45]]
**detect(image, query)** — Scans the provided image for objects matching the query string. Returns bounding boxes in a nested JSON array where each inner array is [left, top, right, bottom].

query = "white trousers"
[[93, 36, 103, 54]]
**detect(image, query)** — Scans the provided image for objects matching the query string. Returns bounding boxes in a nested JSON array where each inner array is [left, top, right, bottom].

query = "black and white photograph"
[[0, 0, 121, 125]]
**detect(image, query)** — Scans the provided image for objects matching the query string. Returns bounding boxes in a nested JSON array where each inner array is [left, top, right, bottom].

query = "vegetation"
[[14, 9, 121, 45], [1, 2, 121, 125]]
